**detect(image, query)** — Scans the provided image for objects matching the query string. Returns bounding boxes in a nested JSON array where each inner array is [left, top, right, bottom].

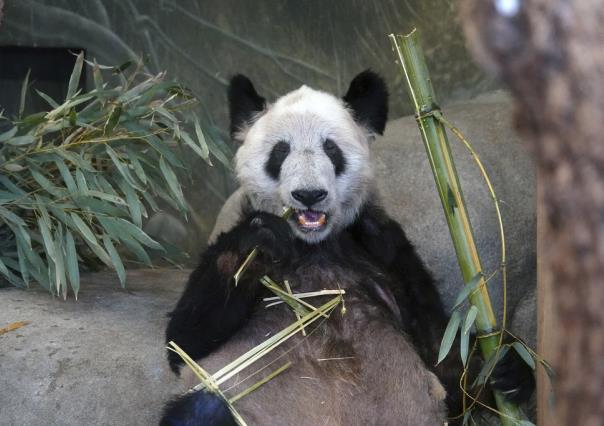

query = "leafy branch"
[[0, 52, 223, 298]]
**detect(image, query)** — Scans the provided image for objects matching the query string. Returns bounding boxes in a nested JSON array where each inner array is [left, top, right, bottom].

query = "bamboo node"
[[476, 330, 502, 339], [414, 103, 441, 121]]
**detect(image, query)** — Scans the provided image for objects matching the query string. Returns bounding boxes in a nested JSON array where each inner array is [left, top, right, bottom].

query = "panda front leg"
[[165, 211, 295, 374]]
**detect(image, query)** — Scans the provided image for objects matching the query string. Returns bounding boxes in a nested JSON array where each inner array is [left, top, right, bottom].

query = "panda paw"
[[239, 212, 295, 264], [489, 346, 536, 405]]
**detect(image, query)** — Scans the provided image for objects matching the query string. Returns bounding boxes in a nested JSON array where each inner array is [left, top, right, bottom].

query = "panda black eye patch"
[[265, 141, 290, 180], [323, 139, 346, 175]]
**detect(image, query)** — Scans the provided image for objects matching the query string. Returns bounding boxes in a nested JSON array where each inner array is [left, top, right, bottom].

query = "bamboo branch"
[[389, 29, 522, 425]]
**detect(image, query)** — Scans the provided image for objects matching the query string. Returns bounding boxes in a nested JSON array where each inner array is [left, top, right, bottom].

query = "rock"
[[374, 91, 536, 323], [0, 270, 188, 426]]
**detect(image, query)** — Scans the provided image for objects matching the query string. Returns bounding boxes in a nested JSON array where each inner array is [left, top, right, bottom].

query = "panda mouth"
[[295, 210, 327, 232]]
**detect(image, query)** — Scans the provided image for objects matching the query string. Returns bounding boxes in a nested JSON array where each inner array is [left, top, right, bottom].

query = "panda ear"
[[228, 74, 266, 140], [343, 70, 389, 135]]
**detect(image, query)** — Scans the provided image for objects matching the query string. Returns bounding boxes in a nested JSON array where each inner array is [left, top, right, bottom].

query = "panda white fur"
[[160, 71, 533, 426]]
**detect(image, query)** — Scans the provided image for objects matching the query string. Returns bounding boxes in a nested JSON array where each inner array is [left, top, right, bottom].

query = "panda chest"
[[250, 253, 398, 351]]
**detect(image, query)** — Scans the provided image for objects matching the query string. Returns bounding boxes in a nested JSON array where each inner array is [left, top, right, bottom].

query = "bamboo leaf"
[[88, 240, 113, 268], [93, 61, 104, 93], [111, 217, 162, 249], [67, 51, 85, 100], [144, 133, 183, 168], [36, 89, 60, 109], [117, 179, 142, 227], [105, 144, 142, 190], [463, 306, 478, 335], [453, 272, 483, 309], [75, 169, 89, 192], [69, 213, 98, 247], [102, 234, 126, 287], [54, 224, 67, 297], [0, 257, 26, 288], [16, 239, 30, 287], [193, 117, 211, 162], [6, 134, 35, 146], [33, 195, 51, 227], [30, 168, 63, 197], [104, 103, 122, 134], [54, 159, 78, 193], [541, 359, 556, 381], [0, 126, 18, 142], [206, 136, 233, 170], [473, 346, 510, 387], [0, 206, 27, 227], [56, 149, 96, 172], [460, 325, 470, 367], [154, 106, 178, 123], [159, 155, 185, 209], [180, 130, 207, 160], [3, 163, 25, 172], [37, 216, 56, 262], [19, 69, 31, 118], [0, 175, 26, 195], [85, 190, 127, 206], [64, 230, 80, 299], [512, 342, 536, 370], [124, 147, 147, 185], [69, 108, 77, 126], [121, 237, 152, 266], [112, 60, 133, 74], [438, 310, 461, 364], [141, 188, 159, 211], [462, 411, 471, 426]]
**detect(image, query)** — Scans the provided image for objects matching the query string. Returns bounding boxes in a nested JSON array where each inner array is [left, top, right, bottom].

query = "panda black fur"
[[161, 71, 533, 425]]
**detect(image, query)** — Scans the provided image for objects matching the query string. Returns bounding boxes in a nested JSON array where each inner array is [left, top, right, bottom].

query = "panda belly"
[[180, 263, 447, 426]]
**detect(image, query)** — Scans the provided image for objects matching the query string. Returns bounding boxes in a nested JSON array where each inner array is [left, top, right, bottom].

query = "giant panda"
[[160, 71, 534, 425]]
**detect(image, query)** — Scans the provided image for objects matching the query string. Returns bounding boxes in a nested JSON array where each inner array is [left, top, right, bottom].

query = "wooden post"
[[460, 1, 604, 424], [536, 174, 558, 426]]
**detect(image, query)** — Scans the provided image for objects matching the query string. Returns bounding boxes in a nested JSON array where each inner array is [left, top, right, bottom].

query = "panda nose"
[[291, 189, 328, 207]]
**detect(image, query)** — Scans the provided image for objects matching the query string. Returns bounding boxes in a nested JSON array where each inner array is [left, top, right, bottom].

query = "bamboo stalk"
[[389, 29, 522, 425]]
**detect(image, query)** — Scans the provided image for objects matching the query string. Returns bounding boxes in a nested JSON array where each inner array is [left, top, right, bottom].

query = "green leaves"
[[19, 69, 31, 118], [438, 310, 461, 365], [66, 51, 85, 101], [0, 58, 226, 297], [453, 272, 482, 309], [64, 231, 80, 298], [159, 156, 185, 210], [512, 341, 536, 370], [463, 306, 478, 335]]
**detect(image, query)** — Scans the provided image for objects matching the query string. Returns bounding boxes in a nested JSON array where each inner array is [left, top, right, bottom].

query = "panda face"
[[230, 72, 388, 243]]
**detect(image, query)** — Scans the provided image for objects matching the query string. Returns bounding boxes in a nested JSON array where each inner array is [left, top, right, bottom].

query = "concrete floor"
[[0, 270, 189, 426]]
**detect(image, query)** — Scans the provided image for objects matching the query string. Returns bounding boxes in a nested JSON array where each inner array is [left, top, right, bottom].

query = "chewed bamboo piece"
[[233, 207, 294, 285], [263, 289, 346, 308]]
